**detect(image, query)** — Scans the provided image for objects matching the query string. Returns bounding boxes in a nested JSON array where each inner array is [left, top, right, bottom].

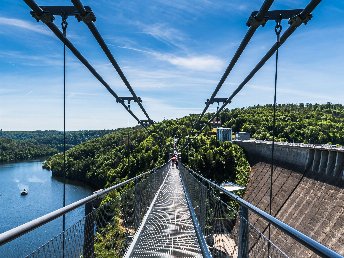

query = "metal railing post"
[[238, 206, 249, 258], [83, 201, 95, 258], [199, 181, 207, 231], [134, 177, 139, 229], [83, 196, 101, 258]]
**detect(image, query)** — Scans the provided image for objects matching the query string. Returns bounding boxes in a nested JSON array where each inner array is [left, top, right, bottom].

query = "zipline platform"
[[125, 166, 202, 257]]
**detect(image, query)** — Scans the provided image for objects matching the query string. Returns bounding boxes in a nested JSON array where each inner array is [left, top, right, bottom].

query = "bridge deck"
[[125, 166, 202, 257]]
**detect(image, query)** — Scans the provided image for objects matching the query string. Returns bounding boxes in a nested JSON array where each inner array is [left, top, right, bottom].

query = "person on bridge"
[[171, 154, 178, 168], [171, 155, 177, 167]]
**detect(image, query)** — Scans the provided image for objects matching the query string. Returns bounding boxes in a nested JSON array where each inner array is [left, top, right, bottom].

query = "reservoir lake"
[[0, 160, 93, 257]]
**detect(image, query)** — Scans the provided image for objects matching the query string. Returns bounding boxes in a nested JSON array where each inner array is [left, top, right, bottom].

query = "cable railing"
[[0, 163, 169, 257], [179, 163, 343, 258]]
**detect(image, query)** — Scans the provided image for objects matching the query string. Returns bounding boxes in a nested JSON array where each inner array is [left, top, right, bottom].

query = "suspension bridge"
[[1, 0, 343, 257], [0, 159, 342, 257]]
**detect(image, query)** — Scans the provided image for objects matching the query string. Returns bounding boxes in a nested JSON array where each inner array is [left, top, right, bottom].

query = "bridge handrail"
[[180, 168, 212, 257], [184, 165, 343, 258], [0, 163, 167, 247]]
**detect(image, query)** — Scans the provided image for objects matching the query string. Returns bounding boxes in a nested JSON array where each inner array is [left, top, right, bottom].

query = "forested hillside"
[[0, 130, 114, 163], [44, 115, 250, 189], [0, 138, 56, 163], [1, 130, 114, 151], [44, 127, 167, 188], [218, 103, 344, 145], [44, 103, 344, 190]]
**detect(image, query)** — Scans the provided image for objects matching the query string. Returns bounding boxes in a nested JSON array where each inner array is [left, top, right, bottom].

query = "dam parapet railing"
[[234, 140, 344, 184]]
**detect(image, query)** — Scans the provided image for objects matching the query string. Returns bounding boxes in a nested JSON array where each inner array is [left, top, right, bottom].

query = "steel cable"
[[201, 0, 321, 132], [71, 0, 153, 124], [23, 0, 150, 130], [61, 16, 68, 258], [194, 0, 274, 128], [268, 18, 282, 257]]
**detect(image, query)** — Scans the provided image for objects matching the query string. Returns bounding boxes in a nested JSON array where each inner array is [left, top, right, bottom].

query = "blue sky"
[[1, 0, 343, 130]]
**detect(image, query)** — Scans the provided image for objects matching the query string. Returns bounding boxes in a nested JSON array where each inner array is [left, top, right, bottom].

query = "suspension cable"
[[200, 0, 321, 133], [268, 18, 282, 256], [61, 15, 68, 258], [194, 0, 274, 128], [71, 0, 153, 124], [24, 0, 151, 130]]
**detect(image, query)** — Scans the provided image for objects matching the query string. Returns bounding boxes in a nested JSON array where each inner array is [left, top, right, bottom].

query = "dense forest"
[[43, 103, 344, 189], [218, 103, 344, 145], [0, 130, 114, 163], [43, 115, 250, 189], [43, 127, 167, 188], [3, 102, 343, 174], [0, 138, 57, 163], [1, 130, 115, 151]]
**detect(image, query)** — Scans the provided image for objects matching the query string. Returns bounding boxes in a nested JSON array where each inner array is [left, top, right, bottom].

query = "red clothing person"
[[171, 155, 177, 167]]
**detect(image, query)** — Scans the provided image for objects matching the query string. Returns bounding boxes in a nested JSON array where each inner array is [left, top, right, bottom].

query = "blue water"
[[0, 161, 93, 257]]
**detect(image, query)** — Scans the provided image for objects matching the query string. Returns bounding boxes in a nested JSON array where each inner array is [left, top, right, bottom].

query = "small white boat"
[[21, 189, 28, 196]]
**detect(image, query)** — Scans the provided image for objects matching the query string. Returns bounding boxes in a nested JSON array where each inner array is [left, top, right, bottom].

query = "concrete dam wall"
[[235, 140, 344, 186], [234, 140, 344, 257]]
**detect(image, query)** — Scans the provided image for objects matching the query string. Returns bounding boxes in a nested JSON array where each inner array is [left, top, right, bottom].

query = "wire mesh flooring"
[[125, 165, 202, 257]]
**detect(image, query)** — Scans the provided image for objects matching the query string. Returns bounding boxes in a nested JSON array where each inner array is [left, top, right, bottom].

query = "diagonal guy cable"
[[71, 0, 153, 124], [24, 0, 150, 130], [200, 0, 321, 132], [194, 0, 274, 129]]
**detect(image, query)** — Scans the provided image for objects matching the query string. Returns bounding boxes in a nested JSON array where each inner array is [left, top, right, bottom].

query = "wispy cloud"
[[155, 53, 225, 72], [119, 45, 225, 72], [139, 23, 187, 50], [155, 0, 251, 17], [0, 50, 81, 67], [67, 92, 101, 99], [24, 90, 33, 96], [0, 17, 50, 36]]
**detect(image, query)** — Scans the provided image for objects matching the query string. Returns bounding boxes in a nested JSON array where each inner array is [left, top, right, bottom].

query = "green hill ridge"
[[43, 103, 344, 190]]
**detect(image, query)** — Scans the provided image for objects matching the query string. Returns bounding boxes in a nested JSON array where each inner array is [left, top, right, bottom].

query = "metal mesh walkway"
[[125, 165, 202, 257]]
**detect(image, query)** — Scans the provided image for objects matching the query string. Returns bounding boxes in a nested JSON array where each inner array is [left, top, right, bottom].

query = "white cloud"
[[118, 46, 225, 72], [155, 53, 225, 72], [140, 23, 187, 50], [0, 17, 50, 36]]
